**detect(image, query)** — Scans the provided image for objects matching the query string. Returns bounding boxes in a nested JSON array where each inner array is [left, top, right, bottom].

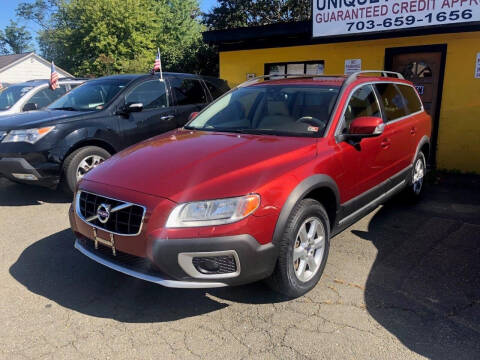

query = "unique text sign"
[[312, 0, 480, 37]]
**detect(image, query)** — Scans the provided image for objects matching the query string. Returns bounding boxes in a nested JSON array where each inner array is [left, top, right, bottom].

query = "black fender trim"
[[272, 175, 340, 245], [413, 135, 430, 164]]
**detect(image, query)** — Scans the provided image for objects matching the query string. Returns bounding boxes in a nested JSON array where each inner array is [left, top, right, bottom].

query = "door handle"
[[160, 115, 175, 121], [381, 138, 391, 149], [410, 127, 416, 135]]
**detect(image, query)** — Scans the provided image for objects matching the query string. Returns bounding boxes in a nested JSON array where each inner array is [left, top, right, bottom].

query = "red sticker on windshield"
[[308, 126, 319, 132]]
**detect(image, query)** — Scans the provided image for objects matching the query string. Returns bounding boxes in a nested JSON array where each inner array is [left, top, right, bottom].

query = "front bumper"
[[0, 156, 60, 187], [74, 233, 278, 288], [70, 181, 279, 288]]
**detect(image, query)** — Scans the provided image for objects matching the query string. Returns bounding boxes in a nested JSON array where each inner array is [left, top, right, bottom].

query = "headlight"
[[166, 194, 260, 228], [2, 126, 55, 144]]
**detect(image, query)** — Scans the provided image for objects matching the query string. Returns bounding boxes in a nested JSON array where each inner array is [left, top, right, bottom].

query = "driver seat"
[[257, 101, 294, 129]]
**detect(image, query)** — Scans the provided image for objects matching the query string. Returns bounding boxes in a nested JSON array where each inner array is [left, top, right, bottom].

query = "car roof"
[[11, 78, 86, 87], [96, 72, 227, 82]]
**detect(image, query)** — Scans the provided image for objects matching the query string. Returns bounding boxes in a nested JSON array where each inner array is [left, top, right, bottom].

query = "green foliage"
[[0, 21, 34, 55], [17, 0, 210, 77], [204, 0, 311, 30]]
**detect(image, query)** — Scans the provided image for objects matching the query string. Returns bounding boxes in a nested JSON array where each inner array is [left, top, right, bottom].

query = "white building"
[[0, 52, 72, 84]]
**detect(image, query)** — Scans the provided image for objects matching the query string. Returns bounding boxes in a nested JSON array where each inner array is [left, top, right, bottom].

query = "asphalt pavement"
[[0, 173, 479, 359]]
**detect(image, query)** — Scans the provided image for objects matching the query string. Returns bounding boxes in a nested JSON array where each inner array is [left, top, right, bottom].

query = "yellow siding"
[[219, 32, 480, 173]]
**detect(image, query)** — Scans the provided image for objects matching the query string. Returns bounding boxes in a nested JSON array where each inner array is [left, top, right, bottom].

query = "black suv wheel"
[[62, 146, 111, 193]]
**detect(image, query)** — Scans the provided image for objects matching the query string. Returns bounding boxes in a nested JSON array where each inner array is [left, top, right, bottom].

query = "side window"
[[397, 84, 422, 114], [125, 80, 168, 110], [29, 86, 67, 109], [205, 80, 225, 100], [343, 85, 381, 133], [171, 78, 208, 105], [375, 83, 408, 122]]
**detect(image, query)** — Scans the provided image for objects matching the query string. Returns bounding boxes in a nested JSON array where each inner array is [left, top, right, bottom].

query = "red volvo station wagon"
[[69, 71, 431, 297]]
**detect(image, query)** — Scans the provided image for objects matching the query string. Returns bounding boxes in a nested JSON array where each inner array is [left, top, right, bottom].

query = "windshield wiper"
[[50, 107, 79, 111]]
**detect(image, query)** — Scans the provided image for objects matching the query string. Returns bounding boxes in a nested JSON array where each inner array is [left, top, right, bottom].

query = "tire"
[[403, 151, 426, 201], [62, 146, 111, 194], [267, 198, 330, 298]]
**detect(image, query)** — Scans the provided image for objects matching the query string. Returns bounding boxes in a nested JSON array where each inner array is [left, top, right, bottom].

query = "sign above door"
[[312, 0, 480, 38]]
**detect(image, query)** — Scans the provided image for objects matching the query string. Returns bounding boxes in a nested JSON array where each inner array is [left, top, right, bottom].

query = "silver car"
[[0, 78, 85, 116]]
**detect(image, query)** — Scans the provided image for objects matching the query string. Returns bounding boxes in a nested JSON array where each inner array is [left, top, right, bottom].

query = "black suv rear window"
[[171, 78, 208, 105]]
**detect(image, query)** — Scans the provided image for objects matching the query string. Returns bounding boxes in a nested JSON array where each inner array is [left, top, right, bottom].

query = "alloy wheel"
[[76, 155, 105, 181], [412, 157, 425, 195], [293, 217, 326, 282]]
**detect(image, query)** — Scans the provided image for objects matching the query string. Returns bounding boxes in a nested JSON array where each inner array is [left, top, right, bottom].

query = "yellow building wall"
[[219, 32, 480, 173]]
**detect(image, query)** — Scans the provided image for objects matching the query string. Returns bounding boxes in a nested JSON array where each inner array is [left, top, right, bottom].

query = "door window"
[[342, 85, 381, 133], [397, 84, 422, 114], [170, 78, 207, 105], [375, 83, 408, 122], [28, 85, 67, 109], [125, 80, 168, 110]]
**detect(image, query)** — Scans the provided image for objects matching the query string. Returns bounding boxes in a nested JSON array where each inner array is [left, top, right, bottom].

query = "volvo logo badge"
[[97, 203, 111, 224]]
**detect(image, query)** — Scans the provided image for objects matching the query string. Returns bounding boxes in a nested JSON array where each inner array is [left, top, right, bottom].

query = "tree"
[[16, 0, 211, 76], [204, 0, 311, 30], [0, 21, 33, 54]]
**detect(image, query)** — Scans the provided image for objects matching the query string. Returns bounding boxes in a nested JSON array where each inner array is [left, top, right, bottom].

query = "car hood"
[[84, 129, 317, 202], [0, 109, 91, 130]]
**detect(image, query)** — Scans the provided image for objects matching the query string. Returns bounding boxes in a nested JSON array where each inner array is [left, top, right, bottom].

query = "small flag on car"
[[50, 61, 59, 90], [152, 48, 163, 80]]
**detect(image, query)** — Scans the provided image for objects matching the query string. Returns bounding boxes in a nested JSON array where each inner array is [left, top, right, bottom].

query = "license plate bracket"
[[93, 227, 116, 256]]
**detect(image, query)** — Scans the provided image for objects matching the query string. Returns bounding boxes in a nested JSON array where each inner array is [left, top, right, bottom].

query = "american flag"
[[153, 48, 163, 79], [50, 61, 59, 90]]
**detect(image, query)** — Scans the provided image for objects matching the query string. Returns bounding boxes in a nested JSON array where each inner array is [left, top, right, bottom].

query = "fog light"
[[192, 255, 237, 275], [12, 173, 38, 181], [178, 251, 241, 279]]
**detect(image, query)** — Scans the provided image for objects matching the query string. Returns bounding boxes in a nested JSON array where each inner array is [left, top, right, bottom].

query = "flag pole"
[[158, 48, 164, 82]]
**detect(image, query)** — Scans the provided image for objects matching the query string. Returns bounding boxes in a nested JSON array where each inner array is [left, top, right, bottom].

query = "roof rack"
[[237, 70, 403, 88], [237, 73, 340, 88], [345, 70, 404, 85]]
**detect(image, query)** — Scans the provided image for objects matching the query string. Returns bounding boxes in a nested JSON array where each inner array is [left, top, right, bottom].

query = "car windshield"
[[48, 78, 131, 111], [186, 84, 340, 137], [0, 85, 34, 111]]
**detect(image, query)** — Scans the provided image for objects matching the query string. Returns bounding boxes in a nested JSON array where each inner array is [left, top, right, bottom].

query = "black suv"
[[0, 73, 229, 192]]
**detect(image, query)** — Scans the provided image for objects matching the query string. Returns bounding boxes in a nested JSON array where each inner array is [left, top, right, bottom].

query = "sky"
[[0, 0, 219, 37]]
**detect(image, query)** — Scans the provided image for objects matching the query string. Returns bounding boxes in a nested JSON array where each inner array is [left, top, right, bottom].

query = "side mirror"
[[346, 116, 384, 139], [188, 112, 199, 121], [121, 102, 143, 114], [23, 103, 38, 112]]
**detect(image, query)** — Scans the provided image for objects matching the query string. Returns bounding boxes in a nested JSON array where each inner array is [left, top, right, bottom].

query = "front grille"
[[77, 191, 145, 236], [0, 131, 6, 142], [192, 255, 237, 274]]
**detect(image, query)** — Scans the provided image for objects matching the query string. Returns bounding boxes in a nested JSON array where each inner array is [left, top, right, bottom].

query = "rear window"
[[397, 84, 422, 114], [205, 80, 228, 100], [171, 78, 208, 105], [375, 83, 408, 122]]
